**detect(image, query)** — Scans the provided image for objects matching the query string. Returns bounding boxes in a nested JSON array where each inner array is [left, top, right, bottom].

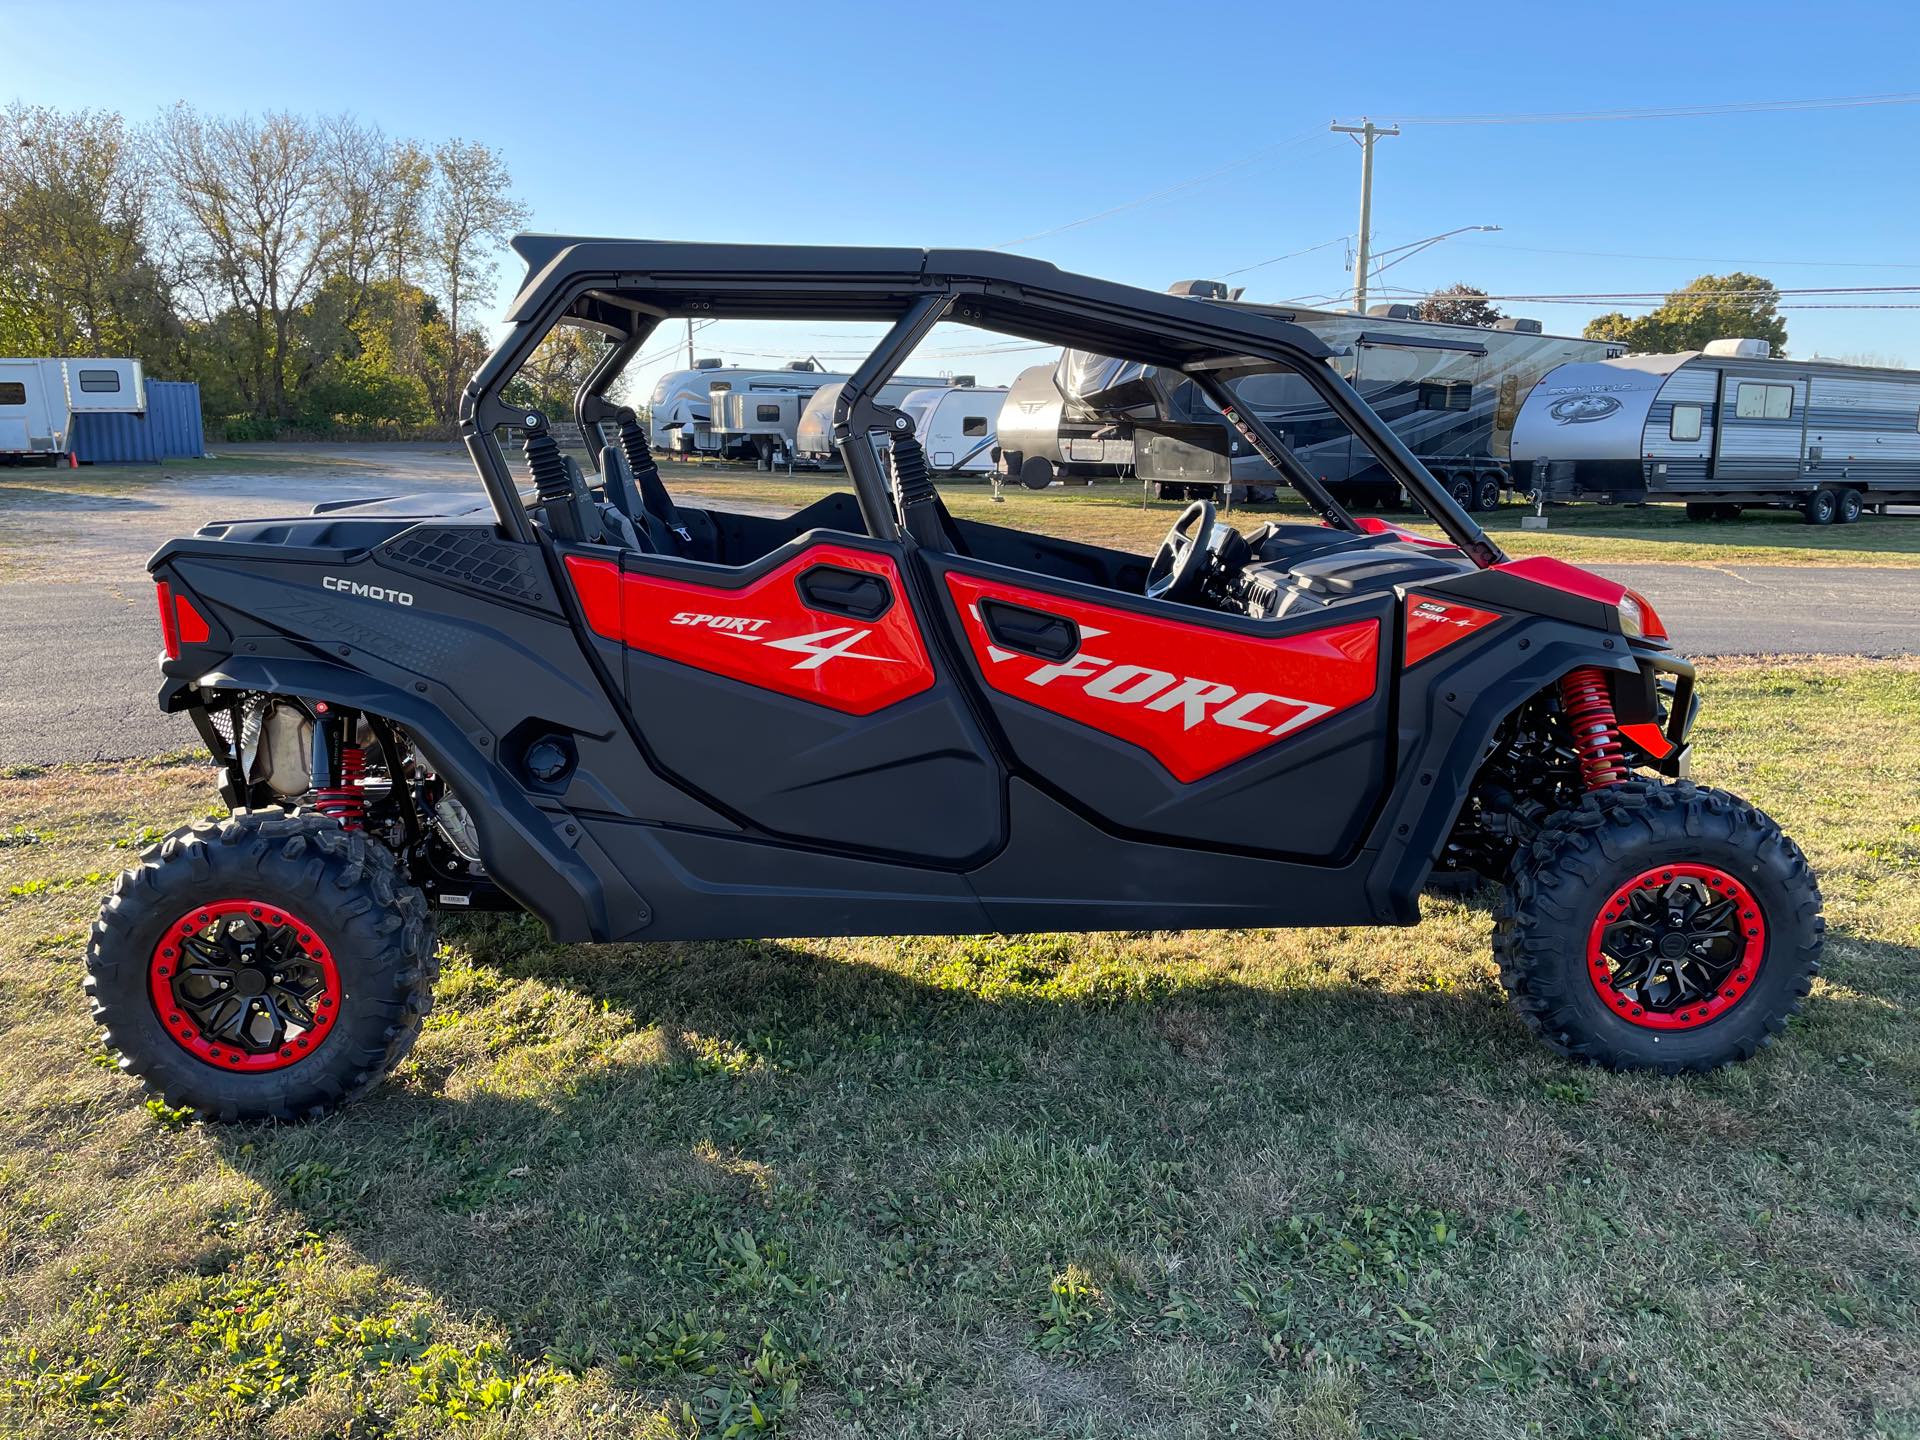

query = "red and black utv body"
[[92, 239, 1822, 1119]]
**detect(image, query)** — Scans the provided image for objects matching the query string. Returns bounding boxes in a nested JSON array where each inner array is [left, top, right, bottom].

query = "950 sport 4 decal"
[[566, 547, 936, 715], [944, 573, 1380, 783]]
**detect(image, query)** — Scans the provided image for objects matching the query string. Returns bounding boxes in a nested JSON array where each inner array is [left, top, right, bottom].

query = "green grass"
[[0, 658, 1915, 1437], [667, 467, 1920, 569]]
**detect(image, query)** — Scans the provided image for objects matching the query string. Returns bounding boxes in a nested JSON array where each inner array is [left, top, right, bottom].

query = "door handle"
[[981, 598, 1079, 661], [797, 564, 893, 620]]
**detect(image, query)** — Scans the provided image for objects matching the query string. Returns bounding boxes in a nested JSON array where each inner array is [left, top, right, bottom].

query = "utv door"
[[563, 527, 1005, 866], [920, 553, 1395, 860]]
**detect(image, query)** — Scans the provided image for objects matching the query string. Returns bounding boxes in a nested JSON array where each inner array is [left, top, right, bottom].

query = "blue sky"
[[7, 0, 1919, 398]]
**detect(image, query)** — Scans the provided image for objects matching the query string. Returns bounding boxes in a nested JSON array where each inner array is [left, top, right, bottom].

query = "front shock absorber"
[[309, 705, 367, 830], [1559, 667, 1629, 791]]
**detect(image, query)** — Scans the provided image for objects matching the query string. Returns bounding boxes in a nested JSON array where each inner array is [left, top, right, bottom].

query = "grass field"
[[1, 658, 1916, 1438], [668, 467, 1920, 570]]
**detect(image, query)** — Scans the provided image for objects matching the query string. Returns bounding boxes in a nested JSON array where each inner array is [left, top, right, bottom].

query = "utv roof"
[[501, 235, 1336, 370]]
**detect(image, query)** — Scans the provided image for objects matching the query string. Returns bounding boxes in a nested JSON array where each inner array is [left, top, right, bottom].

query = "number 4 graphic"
[[763, 627, 888, 670]]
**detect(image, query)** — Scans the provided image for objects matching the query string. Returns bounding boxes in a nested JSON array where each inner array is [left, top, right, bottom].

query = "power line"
[[1381, 92, 1920, 126], [1453, 238, 1920, 271], [991, 127, 1332, 249], [1218, 234, 1350, 279]]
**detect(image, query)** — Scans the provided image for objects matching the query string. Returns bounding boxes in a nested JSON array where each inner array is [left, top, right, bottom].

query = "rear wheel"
[[1803, 488, 1839, 525], [1836, 488, 1864, 524], [1447, 473, 1475, 510], [87, 814, 437, 1121], [1475, 473, 1504, 511], [1495, 781, 1822, 1072]]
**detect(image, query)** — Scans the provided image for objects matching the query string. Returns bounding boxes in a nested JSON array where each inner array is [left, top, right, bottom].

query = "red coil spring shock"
[[1558, 667, 1628, 791], [312, 744, 367, 830]]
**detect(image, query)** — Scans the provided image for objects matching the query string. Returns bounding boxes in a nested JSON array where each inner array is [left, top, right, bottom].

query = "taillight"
[[155, 580, 211, 660], [156, 580, 180, 659]]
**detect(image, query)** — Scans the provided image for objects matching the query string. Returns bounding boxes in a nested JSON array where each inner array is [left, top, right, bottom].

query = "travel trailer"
[[715, 370, 953, 469], [0, 357, 145, 464], [1055, 290, 1622, 505], [1511, 341, 1920, 522], [796, 378, 965, 467], [897, 385, 1007, 475], [994, 361, 1135, 488], [645, 358, 828, 456]]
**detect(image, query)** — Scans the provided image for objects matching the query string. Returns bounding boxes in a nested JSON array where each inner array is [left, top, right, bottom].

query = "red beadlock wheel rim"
[[148, 899, 342, 1072], [1587, 865, 1767, 1031]]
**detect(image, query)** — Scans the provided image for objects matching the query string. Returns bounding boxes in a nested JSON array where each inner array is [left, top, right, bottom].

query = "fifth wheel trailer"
[[1511, 340, 1920, 522], [645, 358, 829, 456], [1055, 290, 1622, 506], [0, 357, 145, 463], [994, 361, 1135, 488]]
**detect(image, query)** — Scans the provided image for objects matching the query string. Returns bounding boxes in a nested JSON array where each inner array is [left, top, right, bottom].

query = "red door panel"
[[566, 546, 935, 715], [944, 572, 1380, 783]]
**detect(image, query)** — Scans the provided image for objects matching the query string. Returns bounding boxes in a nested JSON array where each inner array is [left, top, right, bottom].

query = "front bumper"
[[1619, 646, 1697, 779]]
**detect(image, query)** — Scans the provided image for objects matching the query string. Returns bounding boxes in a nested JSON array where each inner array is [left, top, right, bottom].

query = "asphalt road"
[[4, 449, 1918, 765]]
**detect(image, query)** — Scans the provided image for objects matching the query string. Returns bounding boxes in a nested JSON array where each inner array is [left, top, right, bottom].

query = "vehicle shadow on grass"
[[201, 906, 1920, 1420]]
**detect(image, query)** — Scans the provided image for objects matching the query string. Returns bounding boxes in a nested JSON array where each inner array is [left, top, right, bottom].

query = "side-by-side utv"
[[90, 238, 1822, 1120]]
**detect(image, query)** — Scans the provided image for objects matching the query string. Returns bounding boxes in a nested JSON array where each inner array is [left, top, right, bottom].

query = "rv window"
[[709, 382, 732, 393], [756, 403, 781, 423], [1734, 382, 1793, 420], [962, 416, 988, 436], [1670, 404, 1703, 442], [1417, 381, 1471, 412], [0, 383, 24, 406], [77, 369, 121, 393]]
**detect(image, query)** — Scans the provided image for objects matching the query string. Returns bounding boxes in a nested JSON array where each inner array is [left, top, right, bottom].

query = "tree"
[[1583, 273, 1788, 356], [0, 103, 174, 357], [1418, 283, 1504, 328], [420, 139, 528, 425], [502, 326, 608, 422]]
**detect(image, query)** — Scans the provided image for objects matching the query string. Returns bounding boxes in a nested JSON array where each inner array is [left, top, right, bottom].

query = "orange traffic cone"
[[67, 451, 78, 468]]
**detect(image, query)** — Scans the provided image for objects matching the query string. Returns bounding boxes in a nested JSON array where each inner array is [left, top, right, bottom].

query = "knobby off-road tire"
[[87, 814, 438, 1121], [1495, 780, 1822, 1073]]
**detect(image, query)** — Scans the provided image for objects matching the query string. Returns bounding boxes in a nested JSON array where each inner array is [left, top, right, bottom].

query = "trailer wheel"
[[1447, 474, 1475, 510], [1802, 488, 1839, 525], [1019, 456, 1055, 490], [1836, 488, 1864, 524], [1475, 474, 1503, 511]]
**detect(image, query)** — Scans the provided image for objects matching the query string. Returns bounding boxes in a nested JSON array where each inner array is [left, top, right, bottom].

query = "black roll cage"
[[460, 236, 1506, 569]]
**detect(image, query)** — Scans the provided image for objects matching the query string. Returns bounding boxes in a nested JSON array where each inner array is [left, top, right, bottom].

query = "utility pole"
[[1330, 118, 1399, 314], [686, 317, 695, 368]]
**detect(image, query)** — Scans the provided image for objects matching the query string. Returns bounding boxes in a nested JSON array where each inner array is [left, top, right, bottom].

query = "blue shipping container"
[[71, 380, 205, 463]]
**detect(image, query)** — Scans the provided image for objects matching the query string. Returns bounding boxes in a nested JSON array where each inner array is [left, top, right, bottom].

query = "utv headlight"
[[1616, 587, 1667, 642]]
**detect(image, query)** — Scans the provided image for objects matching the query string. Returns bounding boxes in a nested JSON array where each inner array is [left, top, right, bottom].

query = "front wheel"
[[1495, 781, 1822, 1072], [87, 814, 438, 1121]]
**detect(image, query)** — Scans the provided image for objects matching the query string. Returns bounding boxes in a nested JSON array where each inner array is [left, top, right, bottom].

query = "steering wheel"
[[1146, 499, 1216, 603]]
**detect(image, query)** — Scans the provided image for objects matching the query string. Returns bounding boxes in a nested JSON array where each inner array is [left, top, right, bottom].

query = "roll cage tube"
[[458, 240, 1511, 563], [830, 292, 956, 542]]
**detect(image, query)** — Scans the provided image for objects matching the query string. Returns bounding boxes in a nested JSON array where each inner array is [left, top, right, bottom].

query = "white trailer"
[[645, 358, 830, 456], [0, 358, 145, 464], [794, 378, 977, 468], [897, 385, 1007, 475]]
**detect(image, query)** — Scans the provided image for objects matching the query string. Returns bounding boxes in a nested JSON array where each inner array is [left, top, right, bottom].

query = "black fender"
[[1363, 617, 1643, 919], [160, 658, 643, 943]]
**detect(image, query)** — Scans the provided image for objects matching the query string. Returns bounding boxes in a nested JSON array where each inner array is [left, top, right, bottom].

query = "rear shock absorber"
[[1559, 667, 1629, 791], [308, 704, 367, 829], [888, 420, 947, 548]]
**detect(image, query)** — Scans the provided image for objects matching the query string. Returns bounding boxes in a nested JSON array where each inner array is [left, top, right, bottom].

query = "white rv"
[[897, 386, 1007, 475], [793, 378, 974, 468], [645, 358, 830, 456], [0, 358, 145, 464]]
